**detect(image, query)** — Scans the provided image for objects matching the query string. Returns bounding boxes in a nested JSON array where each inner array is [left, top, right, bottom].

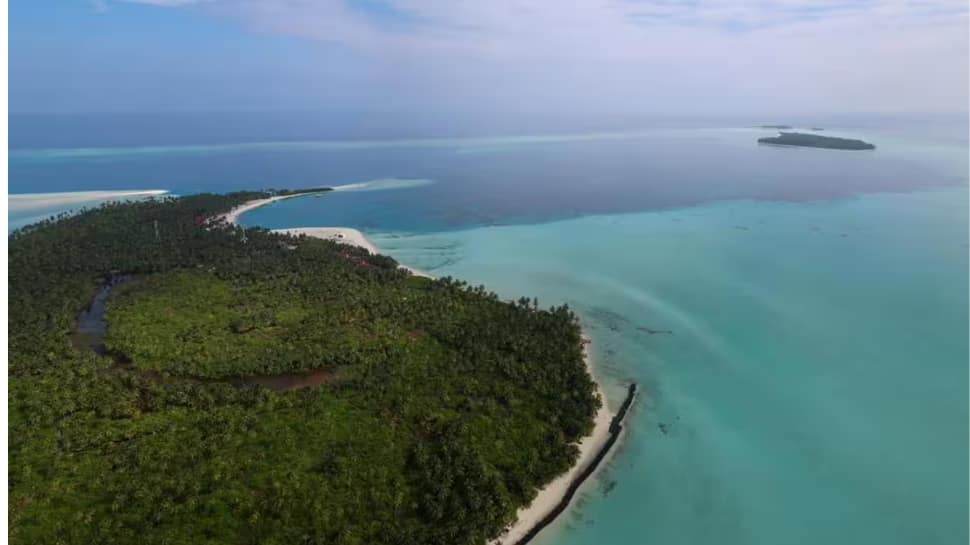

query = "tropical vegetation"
[[8, 191, 599, 545]]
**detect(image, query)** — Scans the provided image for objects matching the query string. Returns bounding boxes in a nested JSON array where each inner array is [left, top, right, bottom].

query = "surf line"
[[513, 383, 638, 545]]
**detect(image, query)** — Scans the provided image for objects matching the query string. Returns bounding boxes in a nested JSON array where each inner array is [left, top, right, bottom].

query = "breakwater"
[[512, 383, 638, 545]]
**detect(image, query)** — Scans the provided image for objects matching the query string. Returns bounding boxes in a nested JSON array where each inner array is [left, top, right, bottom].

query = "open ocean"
[[9, 114, 969, 545]]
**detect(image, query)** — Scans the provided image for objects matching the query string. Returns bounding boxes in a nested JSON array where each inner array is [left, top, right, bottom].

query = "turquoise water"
[[360, 188, 968, 545], [247, 185, 969, 545], [9, 117, 969, 544]]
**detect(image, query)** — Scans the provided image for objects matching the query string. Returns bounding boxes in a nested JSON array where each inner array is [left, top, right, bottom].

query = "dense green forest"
[[8, 192, 599, 545]]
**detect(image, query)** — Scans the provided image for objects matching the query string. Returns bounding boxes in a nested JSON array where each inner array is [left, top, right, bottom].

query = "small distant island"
[[758, 132, 875, 150], [758, 124, 793, 129]]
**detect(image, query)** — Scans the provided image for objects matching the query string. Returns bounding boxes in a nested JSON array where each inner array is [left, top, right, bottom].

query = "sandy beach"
[[222, 194, 616, 544], [221, 195, 432, 278], [272, 226, 381, 254]]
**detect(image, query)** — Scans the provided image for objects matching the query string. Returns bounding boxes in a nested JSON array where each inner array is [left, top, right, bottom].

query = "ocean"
[[9, 113, 969, 545]]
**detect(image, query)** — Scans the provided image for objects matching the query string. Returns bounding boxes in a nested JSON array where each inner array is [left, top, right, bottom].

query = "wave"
[[330, 178, 435, 192], [8, 130, 675, 161]]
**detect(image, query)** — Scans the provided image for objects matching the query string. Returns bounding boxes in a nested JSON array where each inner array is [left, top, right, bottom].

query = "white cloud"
[[110, 0, 970, 114]]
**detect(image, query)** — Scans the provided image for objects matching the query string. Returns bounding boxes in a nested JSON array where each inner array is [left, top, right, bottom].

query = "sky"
[[8, 0, 970, 117]]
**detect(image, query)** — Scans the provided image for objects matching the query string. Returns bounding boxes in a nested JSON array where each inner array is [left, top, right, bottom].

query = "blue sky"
[[9, 1, 969, 116]]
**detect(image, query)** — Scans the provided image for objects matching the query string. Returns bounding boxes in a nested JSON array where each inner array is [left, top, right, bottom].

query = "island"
[[758, 124, 793, 129], [757, 132, 875, 150], [8, 190, 633, 545]]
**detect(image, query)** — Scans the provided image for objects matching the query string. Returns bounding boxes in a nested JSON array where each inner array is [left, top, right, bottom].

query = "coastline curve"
[[220, 195, 626, 544]]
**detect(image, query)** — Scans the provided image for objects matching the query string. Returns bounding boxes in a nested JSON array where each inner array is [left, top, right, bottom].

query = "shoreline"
[[220, 195, 624, 544], [273, 227, 433, 278], [491, 337, 620, 545], [272, 226, 381, 254], [508, 381, 637, 545], [216, 193, 308, 225]]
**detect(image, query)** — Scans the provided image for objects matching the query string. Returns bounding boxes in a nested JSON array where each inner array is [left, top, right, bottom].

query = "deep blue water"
[[8, 113, 969, 545], [11, 119, 968, 233]]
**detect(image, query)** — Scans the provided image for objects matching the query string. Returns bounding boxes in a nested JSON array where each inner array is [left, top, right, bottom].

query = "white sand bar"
[[216, 194, 304, 225], [9, 189, 169, 212]]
